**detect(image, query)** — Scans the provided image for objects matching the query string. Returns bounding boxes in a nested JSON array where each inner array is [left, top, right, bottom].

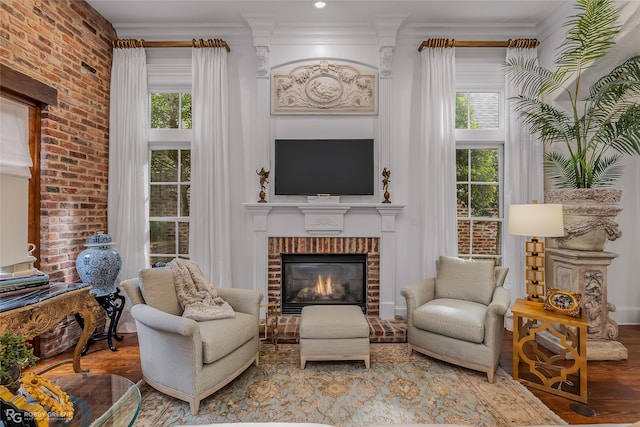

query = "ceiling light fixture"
[[314, 1, 327, 9]]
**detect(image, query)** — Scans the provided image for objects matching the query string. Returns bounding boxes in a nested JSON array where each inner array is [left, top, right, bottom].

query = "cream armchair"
[[401, 256, 509, 383], [121, 266, 263, 415]]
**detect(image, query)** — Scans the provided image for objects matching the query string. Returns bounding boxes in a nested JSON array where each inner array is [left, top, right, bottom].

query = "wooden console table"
[[0, 283, 101, 373], [511, 298, 588, 403]]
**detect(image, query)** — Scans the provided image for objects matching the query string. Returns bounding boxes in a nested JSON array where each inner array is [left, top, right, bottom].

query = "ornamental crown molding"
[[243, 14, 403, 47]]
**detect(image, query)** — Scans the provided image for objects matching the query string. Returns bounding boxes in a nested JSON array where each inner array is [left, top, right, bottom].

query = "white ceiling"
[[85, 0, 639, 85], [85, 0, 571, 35]]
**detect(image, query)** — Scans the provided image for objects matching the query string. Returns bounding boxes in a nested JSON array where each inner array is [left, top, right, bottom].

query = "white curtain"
[[108, 47, 149, 332], [419, 47, 458, 278], [189, 47, 232, 286], [503, 47, 544, 301]]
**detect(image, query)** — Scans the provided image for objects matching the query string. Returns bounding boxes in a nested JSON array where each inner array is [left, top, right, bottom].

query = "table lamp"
[[508, 201, 564, 305]]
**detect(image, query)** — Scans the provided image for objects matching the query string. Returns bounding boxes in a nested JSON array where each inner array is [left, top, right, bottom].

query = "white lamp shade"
[[508, 203, 565, 237]]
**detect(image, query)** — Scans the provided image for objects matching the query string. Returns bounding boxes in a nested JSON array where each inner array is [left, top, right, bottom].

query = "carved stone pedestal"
[[544, 247, 627, 360]]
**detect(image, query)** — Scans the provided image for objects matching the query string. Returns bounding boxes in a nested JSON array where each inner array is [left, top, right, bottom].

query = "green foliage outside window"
[[456, 148, 499, 217], [150, 92, 192, 129], [181, 93, 192, 128], [456, 93, 479, 129]]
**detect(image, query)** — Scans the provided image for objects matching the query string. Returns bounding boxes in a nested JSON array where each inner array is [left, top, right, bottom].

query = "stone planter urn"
[[543, 188, 627, 360], [545, 188, 622, 251]]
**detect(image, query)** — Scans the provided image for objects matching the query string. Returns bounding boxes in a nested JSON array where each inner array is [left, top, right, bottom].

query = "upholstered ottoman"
[[299, 305, 370, 369]]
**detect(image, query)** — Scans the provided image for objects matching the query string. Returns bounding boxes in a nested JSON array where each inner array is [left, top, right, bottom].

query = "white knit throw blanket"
[[168, 258, 235, 321]]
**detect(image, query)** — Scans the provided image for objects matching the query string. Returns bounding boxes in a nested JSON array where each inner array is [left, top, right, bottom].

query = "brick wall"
[[1, 0, 116, 355], [457, 204, 501, 258]]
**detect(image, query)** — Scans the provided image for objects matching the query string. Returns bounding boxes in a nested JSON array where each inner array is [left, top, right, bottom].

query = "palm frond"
[[544, 152, 579, 188], [512, 96, 575, 145], [504, 57, 563, 97], [587, 96, 639, 138], [555, 0, 621, 76], [588, 55, 640, 102], [607, 105, 640, 156], [586, 58, 640, 124], [589, 154, 625, 187], [545, 151, 624, 188]]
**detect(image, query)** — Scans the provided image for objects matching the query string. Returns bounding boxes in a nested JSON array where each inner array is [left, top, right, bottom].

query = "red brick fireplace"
[[268, 237, 380, 316]]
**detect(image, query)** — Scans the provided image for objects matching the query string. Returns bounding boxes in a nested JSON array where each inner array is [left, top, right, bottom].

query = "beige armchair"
[[121, 266, 263, 415], [401, 256, 509, 383]]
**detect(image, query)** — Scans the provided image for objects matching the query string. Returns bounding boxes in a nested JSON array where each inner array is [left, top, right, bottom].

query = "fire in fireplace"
[[281, 254, 367, 314]]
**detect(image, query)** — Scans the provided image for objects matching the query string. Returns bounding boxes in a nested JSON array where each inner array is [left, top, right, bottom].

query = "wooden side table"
[[511, 298, 588, 403], [0, 283, 102, 373]]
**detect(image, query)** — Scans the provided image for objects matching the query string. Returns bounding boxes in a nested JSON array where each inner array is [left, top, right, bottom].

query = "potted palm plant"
[[504, 0, 640, 250], [0, 332, 38, 392]]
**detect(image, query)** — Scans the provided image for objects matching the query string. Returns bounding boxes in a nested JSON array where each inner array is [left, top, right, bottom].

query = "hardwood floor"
[[501, 325, 640, 424], [34, 333, 143, 381], [35, 326, 640, 425]]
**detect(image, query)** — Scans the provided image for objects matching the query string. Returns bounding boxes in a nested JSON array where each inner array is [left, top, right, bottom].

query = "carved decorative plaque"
[[271, 60, 377, 115]]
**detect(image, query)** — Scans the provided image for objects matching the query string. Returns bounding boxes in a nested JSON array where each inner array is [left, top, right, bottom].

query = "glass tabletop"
[[0, 282, 91, 312], [47, 373, 140, 427]]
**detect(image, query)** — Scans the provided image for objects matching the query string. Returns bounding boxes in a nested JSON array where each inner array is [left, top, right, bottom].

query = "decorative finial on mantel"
[[257, 168, 270, 203], [382, 168, 391, 203]]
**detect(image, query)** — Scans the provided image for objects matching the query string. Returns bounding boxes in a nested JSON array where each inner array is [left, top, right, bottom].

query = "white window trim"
[[148, 129, 192, 147]]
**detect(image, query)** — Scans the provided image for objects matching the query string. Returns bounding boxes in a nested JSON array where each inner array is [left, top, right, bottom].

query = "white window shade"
[[1, 97, 32, 178]]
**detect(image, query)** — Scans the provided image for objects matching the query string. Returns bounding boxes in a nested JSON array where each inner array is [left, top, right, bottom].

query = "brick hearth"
[[262, 314, 407, 344]]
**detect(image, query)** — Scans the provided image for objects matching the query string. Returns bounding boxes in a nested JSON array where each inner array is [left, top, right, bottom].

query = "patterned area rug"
[[134, 343, 564, 427]]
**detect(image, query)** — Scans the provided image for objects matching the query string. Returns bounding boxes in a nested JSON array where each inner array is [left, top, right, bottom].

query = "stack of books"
[[0, 270, 50, 297]]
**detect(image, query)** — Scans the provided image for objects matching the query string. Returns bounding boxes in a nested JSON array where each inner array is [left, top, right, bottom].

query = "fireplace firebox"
[[281, 254, 367, 314]]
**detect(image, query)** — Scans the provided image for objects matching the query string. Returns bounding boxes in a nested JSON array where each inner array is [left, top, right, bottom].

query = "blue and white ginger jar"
[[76, 232, 122, 296]]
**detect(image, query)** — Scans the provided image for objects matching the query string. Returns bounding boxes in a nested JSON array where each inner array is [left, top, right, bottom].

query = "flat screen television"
[[274, 139, 374, 196]]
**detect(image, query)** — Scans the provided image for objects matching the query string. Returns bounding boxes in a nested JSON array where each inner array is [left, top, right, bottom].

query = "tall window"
[[148, 92, 192, 265], [455, 89, 503, 264]]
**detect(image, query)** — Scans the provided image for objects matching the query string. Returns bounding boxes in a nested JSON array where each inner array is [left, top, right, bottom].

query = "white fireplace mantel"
[[244, 202, 403, 235], [243, 202, 404, 318]]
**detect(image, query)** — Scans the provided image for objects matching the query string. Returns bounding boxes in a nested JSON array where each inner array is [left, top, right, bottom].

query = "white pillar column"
[[255, 45, 271, 201], [245, 16, 274, 304], [245, 15, 274, 200], [377, 206, 404, 319], [377, 32, 399, 318], [245, 205, 272, 307], [378, 45, 393, 194]]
